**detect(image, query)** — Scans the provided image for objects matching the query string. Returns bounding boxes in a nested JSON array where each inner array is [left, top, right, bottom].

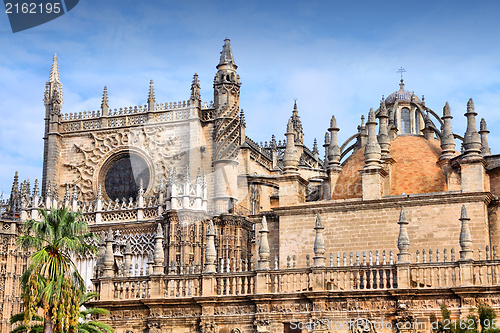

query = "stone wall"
[[274, 192, 492, 268]]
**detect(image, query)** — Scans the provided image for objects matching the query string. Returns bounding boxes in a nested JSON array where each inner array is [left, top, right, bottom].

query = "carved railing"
[[164, 275, 202, 297], [60, 105, 201, 133], [92, 259, 500, 301], [215, 272, 256, 296]]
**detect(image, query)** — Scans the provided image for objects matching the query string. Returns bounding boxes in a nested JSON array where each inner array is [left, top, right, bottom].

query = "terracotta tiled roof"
[[332, 136, 447, 199]]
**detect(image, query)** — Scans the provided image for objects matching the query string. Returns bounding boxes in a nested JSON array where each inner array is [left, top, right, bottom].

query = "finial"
[[397, 67, 406, 81], [459, 204, 473, 261], [240, 109, 246, 127], [479, 118, 491, 156], [261, 215, 268, 232], [312, 138, 318, 154], [461, 204, 468, 219], [218, 38, 236, 67], [324, 131, 330, 145], [443, 101, 451, 116], [361, 115, 365, 127], [49, 53, 60, 82], [271, 134, 277, 149], [148, 79, 155, 102], [368, 108, 376, 122], [293, 99, 298, 115], [101, 86, 109, 109], [463, 98, 482, 158], [286, 118, 294, 133], [480, 118, 488, 132], [155, 222, 164, 238], [190, 73, 201, 101], [207, 219, 215, 236], [330, 115, 337, 128], [379, 99, 387, 116], [33, 179, 39, 197], [467, 98, 475, 113]]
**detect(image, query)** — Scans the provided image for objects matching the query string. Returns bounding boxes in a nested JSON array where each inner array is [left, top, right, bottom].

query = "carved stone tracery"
[[63, 127, 181, 200]]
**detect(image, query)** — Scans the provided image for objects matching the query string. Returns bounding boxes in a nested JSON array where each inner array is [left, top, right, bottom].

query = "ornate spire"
[[240, 109, 246, 128], [479, 118, 491, 156], [218, 38, 237, 68], [364, 109, 382, 169], [377, 99, 391, 159], [397, 207, 410, 263], [258, 216, 270, 270], [440, 102, 456, 159], [190, 73, 201, 101], [44, 54, 63, 110], [33, 179, 39, 197], [313, 214, 326, 267], [312, 138, 318, 155], [147, 79, 155, 111], [101, 86, 109, 114], [459, 205, 473, 261], [463, 98, 482, 159], [49, 53, 60, 83], [289, 102, 304, 145], [270, 134, 277, 150], [327, 115, 341, 169]]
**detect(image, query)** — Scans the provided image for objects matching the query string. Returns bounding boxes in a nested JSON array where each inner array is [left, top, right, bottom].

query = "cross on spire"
[[397, 67, 406, 80]]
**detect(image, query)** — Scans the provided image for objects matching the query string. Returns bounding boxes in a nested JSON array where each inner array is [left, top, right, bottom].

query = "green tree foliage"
[[431, 303, 500, 333], [18, 208, 97, 333], [10, 292, 113, 333]]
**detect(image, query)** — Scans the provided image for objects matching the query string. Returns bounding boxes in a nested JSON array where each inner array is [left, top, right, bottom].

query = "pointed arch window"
[[401, 108, 410, 134]]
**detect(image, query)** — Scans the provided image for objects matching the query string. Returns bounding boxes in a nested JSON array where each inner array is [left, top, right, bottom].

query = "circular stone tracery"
[[101, 151, 150, 201]]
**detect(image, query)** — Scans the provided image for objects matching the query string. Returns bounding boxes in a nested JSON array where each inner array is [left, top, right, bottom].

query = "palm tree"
[[10, 292, 113, 333], [18, 207, 97, 333]]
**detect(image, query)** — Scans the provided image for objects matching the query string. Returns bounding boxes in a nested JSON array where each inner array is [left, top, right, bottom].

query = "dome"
[[385, 79, 421, 104], [331, 136, 447, 199]]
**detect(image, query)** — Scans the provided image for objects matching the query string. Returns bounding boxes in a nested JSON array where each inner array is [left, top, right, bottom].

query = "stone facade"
[[2, 39, 500, 333]]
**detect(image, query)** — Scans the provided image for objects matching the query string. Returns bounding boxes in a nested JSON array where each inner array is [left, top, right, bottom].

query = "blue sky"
[[1, 0, 500, 196]]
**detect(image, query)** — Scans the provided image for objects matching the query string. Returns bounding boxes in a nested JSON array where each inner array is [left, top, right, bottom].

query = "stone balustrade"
[[59, 100, 215, 133], [92, 258, 500, 301]]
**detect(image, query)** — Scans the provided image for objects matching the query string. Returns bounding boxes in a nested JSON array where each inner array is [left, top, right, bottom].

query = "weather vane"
[[397, 67, 406, 80]]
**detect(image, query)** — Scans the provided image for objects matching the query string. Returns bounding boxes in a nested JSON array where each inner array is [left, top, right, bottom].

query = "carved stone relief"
[[64, 126, 182, 200]]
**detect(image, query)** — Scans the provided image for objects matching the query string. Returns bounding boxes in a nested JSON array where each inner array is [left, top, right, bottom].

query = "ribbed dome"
[[331, 136, 447, 199], [385, 79, 421, 104]]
